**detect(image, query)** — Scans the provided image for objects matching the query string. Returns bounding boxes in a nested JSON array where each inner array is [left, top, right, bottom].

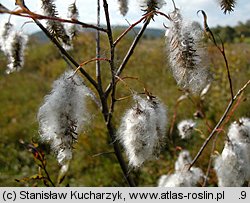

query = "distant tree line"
[[211, 20, 250, 43]]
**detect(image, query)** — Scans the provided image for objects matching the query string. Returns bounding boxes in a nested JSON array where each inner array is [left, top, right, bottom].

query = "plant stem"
[[105, 19, 150, 95], [202, 93, 243, 186], [41, 161, 55, 187], [199, 10, 234, 99], [113, 11, 153, 46], [221, 44, 234, 99], [96, 0, 102, 91], [21, 2, 99, 90], [189, 79, 250, 170], [2, 5, 107, 32], [102, 0, 135, 187]]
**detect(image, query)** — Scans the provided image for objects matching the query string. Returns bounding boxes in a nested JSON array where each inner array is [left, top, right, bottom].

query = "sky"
[[0, 0, 250, 34]]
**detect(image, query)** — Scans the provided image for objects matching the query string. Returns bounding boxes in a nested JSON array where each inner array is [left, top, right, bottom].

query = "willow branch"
[[220, 42, 234, 99], [202, 94, 244, 186], [189, 79, 250, 170], [116, 19, 150, 76], [199, 10, 234, 99], [18, 2, 99, 90], [0, 7, 107, 32], [102, 0, 135, 187], [34, 20, 98, 89], [105, 19, 151, 95], [114, 11, 154, 46], [41, 159, 55, 187], [103, 0, 116, 116], [73, 58, 110, 76], [96, 0, 102, 91]]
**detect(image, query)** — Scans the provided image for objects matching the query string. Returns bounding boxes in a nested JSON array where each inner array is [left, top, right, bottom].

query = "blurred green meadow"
[[0, 27, 249, 186]]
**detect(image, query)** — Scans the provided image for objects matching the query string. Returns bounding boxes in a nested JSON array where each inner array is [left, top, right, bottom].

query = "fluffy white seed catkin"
[[41, 0, 70, 47], [139, 0, 165, 12], [177, 119, 196, 139], [38, 70, 92, 165], [67, 1, 80, 40], [6, 32, 28, 74], [0, 21, 28, 74], [174, 150, 192, 171], [159, 169, 203, 187], [118, 95, 167, 168], [158, 169, 204, 187], [0, 21, 14, 53], [228, 117, 250, 144], [158, 175, 169, 187], [153, 97, 168, 155], [214, 141, 247, 186], [214, 118, 250, 186], [229, 118, 250, 179], [117, 0, 129, 16], [158, 150, 204, 187], [166, 9, 211, 94], [219, 0, 236, 13]]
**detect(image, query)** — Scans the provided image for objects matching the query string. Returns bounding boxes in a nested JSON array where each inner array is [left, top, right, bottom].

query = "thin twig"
[[80, 58, 110, 67], [103, 0, 116, 118], [20, 2, 99, 90], [188, 79, 250, 170], [102, 0, 116, 106], [102, 0, 135, 187], [114, 11, 154, 46], [115, 95, 133, 101], [115, 18, 150, 74], [125, 19, 137, 37], [103, 0, 114, 55], [92, 151, 115, 157], [105, 19, 151, 96], [202, 94, 244, 186], [34, 19, 99, 89], [23, 142, 55, 187], [220, 42, 234, 99], [0, 7, 107, 32], [154, 11, 170, 21], [74, 58, 109, 74], [199, 10, 234, 99], [116, 76, 147, 90], [115, 76, 135, 94], [96, 0, 102, 91], [41, 160, 55, 187], [73, 58, 110, 76]]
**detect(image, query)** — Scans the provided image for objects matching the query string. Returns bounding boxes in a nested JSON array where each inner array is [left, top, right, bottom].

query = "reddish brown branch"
[[199, 10, 234, 99], [96, 0, 102, 91], [189, 79, 250, 170], [114, 10, 169, 46], [154, 11, 170, 20], [114, 11, 154, 46], [105, 19, 151, 96], [0, 7, 107, 32], [80, 58, 110, 67], [202, 94, 244, 186], [102, 0, 136, 187], [73, 57, 110, 76]]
